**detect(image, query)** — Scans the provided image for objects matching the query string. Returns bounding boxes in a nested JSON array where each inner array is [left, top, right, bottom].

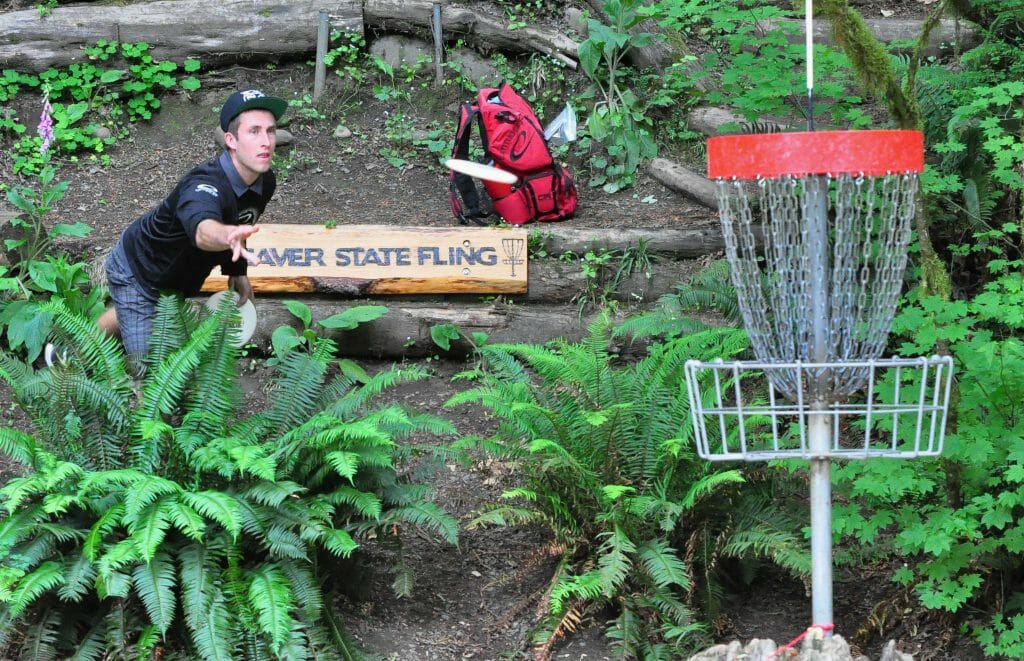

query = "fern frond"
[[264, 525, 309, 560], [722, 495, 810, 579], [597, 526, 636, 596], [8, 560, 65, 617], [0, 427, 40, 468], [382, 501, 459, 545], [17, 605, 61, 661], [44, 299, 133, 390], [245, 480, 306, 509], [549, 568, 604, 615], [122, 475, 181, 522], [65, 621, 105, 661], [264, 340, 333, 435], [135, 624, 161, 660], [166, 500, 206, 540], [146, 294, 194, 368], [326, 485, 383, 520], [182, 491, 243, 540], [2, 473, 48, 513], [126, 498, 173, 561], [96, 537, 143, 579], [132, 551, 177, 635], [322, 607, 367, 661], [183, 304, 243, 439], [323, 364, 431, 420], [195, 588, 235, 661], [248, 564, 295, 653], [637, 539, 690, 590], [279, 559, 323, 621], [679, 470, 745, 510], [177, 542, 234, 660], [466, 505, 543, 529], [319, 527, 359, 557], [137, 316, 218, 423], [57, 553, 97, 603]]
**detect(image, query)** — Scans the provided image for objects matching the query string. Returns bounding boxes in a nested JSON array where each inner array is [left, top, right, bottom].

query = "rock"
[[879, 640, 913, 661], [333, 125, 352, 139], [92, 125, 113, 140], [370, 34, 432, 70], [687, 635, 913, 661], [564, 7, 587, 33], [446, 47, 500, 87]]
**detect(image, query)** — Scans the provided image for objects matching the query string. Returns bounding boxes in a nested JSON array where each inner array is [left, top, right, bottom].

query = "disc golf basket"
[[683, 129, 954, 630]]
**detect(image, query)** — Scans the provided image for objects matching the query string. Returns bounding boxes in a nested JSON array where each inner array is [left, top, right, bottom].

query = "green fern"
[[616, 259, 740, 341], [448, 311, 807, 655], [0, 296, 458, 659]]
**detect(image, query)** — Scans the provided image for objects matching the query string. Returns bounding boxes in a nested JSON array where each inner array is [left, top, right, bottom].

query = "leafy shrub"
[[577, 0, 662, 192], [447, 314, 807, 658], [0, 297, 457, 659], [1, 167, 94, 361], [831, 275, 1024, 657], [1, 41, 201, 175]]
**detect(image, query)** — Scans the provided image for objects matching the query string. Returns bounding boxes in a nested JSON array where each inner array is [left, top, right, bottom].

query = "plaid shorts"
[[105, 241, 159, 356]]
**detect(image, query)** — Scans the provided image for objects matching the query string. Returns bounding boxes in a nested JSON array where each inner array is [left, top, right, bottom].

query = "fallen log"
[[220, 299, 600, 358], [0, 0, 362, 73], [1, 0, 579, 75], [647, 158, 719, 210], [532, 225, 724, 259], [363, 0, 579, 68], [685, 106, 818, 136]]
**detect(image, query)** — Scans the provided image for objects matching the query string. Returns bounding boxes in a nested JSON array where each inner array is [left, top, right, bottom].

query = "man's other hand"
[[228, 275, 254, 306]]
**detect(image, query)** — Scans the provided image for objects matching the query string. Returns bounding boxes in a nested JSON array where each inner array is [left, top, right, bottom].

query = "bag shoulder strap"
[[449, 101, 493, 225]]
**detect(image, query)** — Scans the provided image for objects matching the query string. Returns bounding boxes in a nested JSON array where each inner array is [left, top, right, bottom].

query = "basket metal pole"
[[805, 175, 834, 628]]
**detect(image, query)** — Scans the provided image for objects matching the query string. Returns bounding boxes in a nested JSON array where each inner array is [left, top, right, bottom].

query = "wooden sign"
[[200, 224, 529, 295]]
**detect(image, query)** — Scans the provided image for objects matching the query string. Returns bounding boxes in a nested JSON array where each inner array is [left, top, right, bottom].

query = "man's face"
[[225, 109, 277, 184]]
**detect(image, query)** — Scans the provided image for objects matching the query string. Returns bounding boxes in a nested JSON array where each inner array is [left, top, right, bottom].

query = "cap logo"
[[240, 90, 266, 101]]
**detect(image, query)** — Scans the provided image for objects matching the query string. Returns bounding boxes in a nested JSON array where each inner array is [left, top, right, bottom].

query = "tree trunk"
[[0, 0, 579, 74], [765, 17, 981, 57], [363, 0, 579, 67], [0, 0, 362, 73], [647, 158, 719, 210]]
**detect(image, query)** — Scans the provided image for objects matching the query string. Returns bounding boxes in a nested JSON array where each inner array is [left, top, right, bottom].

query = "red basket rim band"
[[706, 130, 924, 180]]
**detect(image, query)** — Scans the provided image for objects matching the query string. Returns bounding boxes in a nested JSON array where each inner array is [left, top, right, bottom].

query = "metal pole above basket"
[[685, 128, 954, 631]]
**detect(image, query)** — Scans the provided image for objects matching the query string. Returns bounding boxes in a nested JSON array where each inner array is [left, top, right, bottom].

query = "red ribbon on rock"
[[767, 624, 836, 659]]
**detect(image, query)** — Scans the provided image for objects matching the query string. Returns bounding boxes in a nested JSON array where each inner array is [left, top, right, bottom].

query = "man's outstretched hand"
[[196, 219, 261, 266], [226, 224, 260, 266]]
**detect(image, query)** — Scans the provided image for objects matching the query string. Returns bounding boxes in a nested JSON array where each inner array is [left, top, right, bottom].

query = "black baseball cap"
[[219, 89, 287, 132]]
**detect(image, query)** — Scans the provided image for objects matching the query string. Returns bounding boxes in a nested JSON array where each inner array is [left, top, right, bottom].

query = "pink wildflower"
[[38, 94, 54, 155]]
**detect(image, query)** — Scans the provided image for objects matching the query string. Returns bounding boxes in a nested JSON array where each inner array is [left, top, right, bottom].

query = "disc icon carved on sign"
[[502, 238, 525, 277]]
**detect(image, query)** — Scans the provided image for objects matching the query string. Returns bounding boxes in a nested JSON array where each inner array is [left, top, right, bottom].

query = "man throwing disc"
[[94, 89, 287, 369]]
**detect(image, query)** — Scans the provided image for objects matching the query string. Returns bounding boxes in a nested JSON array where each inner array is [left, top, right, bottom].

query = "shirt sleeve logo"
[[195, 184, 219, 197]]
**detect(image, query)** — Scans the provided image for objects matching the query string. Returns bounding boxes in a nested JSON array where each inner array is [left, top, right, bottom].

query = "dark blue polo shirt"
[[120, 152, 276, 296]]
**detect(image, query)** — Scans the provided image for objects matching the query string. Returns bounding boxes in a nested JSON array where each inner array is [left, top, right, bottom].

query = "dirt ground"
[[0, 0, 991, 659], [33, 64, 710, 257]]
